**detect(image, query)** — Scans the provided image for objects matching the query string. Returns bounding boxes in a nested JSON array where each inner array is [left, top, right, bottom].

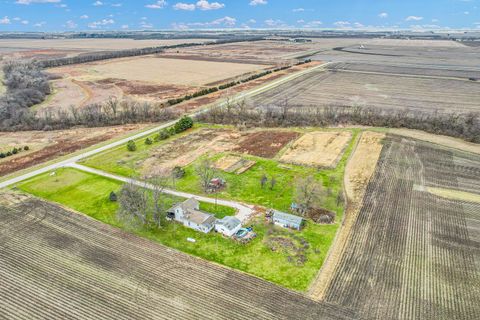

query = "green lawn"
[[17, 167, 340, 292]]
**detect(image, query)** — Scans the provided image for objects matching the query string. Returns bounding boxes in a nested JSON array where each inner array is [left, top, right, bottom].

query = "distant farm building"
[[167, 198, 216, 233], [215, 216, 242, 237], [271, 210, 304, 230]]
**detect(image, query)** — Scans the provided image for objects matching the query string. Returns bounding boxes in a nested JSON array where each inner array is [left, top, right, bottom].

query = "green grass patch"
[[17, 167, 342, 291]]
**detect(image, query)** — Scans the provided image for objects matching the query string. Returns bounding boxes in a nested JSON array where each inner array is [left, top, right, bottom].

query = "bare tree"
[[294, 176, 326, 217], [195, 158, 217, 192], [117, 181, 149, 228], [148, 175, 169, 228]]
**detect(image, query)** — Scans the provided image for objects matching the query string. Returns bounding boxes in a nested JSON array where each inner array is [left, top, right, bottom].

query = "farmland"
[[318, 136, 480, 319], [249, 67, 480, 113], [40, 56, 267, 111], [0, 192, 353, 320]]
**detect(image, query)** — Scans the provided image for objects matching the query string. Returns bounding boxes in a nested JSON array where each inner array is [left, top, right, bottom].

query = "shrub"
[[127, 140, 137, 152], [24, 146, 29, 151], [109, 191, 118, 202], [0, 153, 5, 158], [145, 137, 153, 145], [156, 129, 171, 141], [172, 166, 186, 179], [174, 116, 194, 134]]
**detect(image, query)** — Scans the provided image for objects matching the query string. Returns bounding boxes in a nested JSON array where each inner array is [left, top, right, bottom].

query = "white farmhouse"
[[167, 198, 216, 234], [215, 216, 242, 237]]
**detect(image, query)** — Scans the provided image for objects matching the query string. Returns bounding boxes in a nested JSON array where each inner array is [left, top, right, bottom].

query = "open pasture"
[[280, 131, 352, 168], [320, 136, 480, 319], [250, 68, 480, 113], [0, 192, 352, 319]]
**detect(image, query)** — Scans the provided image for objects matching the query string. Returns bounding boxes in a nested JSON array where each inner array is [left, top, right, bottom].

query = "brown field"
[[54, 56, 266, 86], [233, 131, 301, 159], [309, 131, 385, 300], [250, 68, 480, 113], [0, 38, 210, 53], [0, 125, 147, 176], [141, 128, 243, 176], [280, 131, 352, 168], [319, 136, 480, 319], [163, 40, 325, 65], [0, 193, 352, 320], [44, 56, 267, 110], [389, 128, 480, 155]]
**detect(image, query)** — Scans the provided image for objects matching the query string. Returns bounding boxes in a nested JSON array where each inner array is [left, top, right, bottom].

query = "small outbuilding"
[[272, 210, 304, 231], [215, 216, 242, 237]]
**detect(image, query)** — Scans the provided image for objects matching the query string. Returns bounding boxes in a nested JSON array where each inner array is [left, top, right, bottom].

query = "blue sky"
[[0, 0, 478, 32]]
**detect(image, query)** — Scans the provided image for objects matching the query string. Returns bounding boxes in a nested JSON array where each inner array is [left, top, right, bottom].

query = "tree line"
[[0, 62, 51, 126], [0, 98, 175, 131], [196, 103, 480, 143]]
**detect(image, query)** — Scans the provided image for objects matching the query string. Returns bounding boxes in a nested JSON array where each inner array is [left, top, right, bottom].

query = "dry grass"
[[280, 131, 352, 168], [424, 186, 480, 204]]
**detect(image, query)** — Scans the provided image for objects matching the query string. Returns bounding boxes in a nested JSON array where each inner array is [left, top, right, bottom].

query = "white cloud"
[[88, 18, 115, 28], [121, 24, 129, 29], [15, 0, 60, 4], [111, 3, 122, 7], [21, 20, 29, 25], [405, 16, 423, 21], [80, 15, 89, 19], [246, 19, 256, 24], [303, 20, 322, 28], [93, 1, 103, 6], [196, 1, 224, 10], [0, 16, 11, 24], [140, 21, 154, 28], [145, 0, 167, 9], [378, 12, 388, 18], [334, 21, 351, 27], [264, 19, 289, 28], [174, 2, 196, 10], [13, 17, 22, 21], [173, 1, 224, 11], [464, 11, 470, 15], [293, 8, 304, 13], [249, 0, 267, 6], [34, 21, 46, 27], [172, 16, 236, 29], [65, 20, 77, 28]]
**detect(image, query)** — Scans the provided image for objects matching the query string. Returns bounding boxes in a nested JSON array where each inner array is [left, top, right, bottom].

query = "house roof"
[[185, 209, 216, 226], [273, 210, 303, 226], [216, 216, 241, 230]]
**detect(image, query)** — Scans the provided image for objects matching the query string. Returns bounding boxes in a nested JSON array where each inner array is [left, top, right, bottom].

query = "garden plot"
[[234, 130, 300, 158], [141, 128, 245, 176], [214, 154, 256, 174], [280, 131, 352, 168]]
